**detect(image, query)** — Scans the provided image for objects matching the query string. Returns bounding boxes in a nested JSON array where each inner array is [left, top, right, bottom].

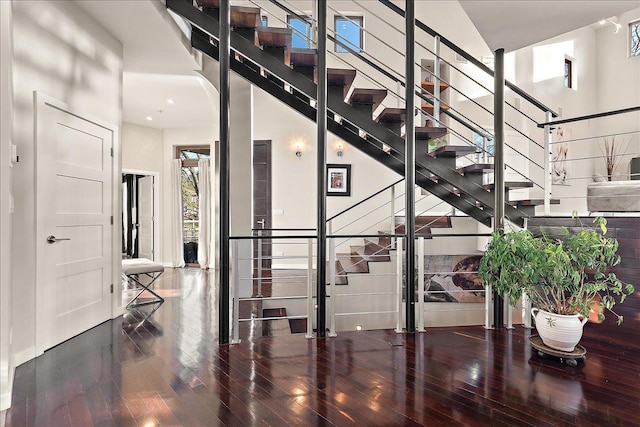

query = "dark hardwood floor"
[[4, 268, 640, 426]]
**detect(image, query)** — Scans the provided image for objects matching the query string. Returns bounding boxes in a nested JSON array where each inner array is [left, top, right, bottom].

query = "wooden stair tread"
[[348, 88, 387, 111], [375, 107, 407, 123], [395, 215, 452, 228], [336, 253, 369, 273], [257, 26, 292, 47], [509, 199, 561, 206], [195, 1, 260, 28], [421, 80, 450, 94], [328, 68, 356, 98], [457, 163, 494, 174], [290, 48, 317, 67], [422, 102, 450, 113], [429, 145, 476, 158], [414, 126, 448, 141], [484, 181, 534, 190]]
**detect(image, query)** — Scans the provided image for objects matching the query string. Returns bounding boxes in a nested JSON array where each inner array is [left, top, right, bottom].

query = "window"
[[261, 15, 268, 27], [564, 58, 572, 88], [335, 16, 363, 53], [631, 20, 640, 57], [287, 15, 313, 49], [176, 146, 210, 263], [474, 132, 494, 156]]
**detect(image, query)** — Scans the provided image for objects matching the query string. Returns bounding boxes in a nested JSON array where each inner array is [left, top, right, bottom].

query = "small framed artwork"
[[327, 164, 351, 196]]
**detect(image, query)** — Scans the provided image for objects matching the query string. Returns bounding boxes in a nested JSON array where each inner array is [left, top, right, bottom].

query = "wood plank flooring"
[[4, 268, 640, 426]]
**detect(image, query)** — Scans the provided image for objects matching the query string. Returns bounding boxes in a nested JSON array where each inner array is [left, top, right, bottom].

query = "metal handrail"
[[537, 106, 640, 128], [377, 0, 558, 118], [327, 178, 404, 222]]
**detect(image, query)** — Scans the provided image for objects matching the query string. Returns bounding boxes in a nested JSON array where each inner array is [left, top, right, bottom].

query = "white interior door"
[[137, 175, 154, 260], [36, 95, 114, 354]]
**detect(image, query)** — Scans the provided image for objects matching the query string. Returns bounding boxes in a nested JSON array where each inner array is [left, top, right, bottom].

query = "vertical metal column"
[[417, 237, 425, 332], [231, 240, 241, 344], [316, 0, 328, 338], [404, 0, 416, 333], [395, 237, 404, 333], [493, 47, 505, 330], [433, 36, 441, 121], [257, 230, 262, 297], [543, 111, 553, 216], [306, 239, 314, 338], [219, 0, 231, 345]]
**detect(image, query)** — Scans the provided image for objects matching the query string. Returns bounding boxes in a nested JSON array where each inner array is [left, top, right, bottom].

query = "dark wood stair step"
[[429, 145, 476, 158], [483, 181, 534, 191], [509, 198, 560, 207], [256, 27, 292, 66], [421, 80, 449, 94], [414, 126, 448, 141], [457, 163, 494, 174], [328, 68, 356, 99], [348, 88, 387, 113], [336, 253, 369, 273], [290, 48, 317, 67], [421, 102, 450, 115], [395, 215, 452, 228], [351, 242, 390, 262]]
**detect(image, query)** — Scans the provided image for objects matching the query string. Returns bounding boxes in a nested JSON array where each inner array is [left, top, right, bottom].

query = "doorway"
[[35, 94, 116, 355], [253, 140, 272, 296], [176, 146, 211, 266], [122, 171, 157, 261]]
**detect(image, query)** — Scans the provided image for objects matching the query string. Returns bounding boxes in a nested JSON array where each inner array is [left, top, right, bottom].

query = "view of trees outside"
[[179, 148, 210, 244]]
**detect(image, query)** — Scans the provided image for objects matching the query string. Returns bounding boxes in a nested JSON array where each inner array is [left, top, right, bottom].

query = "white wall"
[[122, 122, 163, 172], [10, 0, 122, 369], [0, 0, 14, 411], [594, 8, 640, 181]]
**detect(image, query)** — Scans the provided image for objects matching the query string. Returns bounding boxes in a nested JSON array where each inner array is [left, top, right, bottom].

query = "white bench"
[[122, 258, 164, 309]]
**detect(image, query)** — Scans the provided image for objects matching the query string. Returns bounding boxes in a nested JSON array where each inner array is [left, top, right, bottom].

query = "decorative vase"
[[532, 308, 588, 352]]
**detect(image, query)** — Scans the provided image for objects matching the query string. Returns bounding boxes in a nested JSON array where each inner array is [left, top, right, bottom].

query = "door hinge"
[[110, 147, 114, 157], [110, 215, 113, 225], [110, 284, 114, 294]]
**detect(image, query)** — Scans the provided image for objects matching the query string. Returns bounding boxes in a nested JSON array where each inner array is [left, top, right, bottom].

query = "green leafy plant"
[[478, 216, 635, 324], [428, 137, 447, 152]]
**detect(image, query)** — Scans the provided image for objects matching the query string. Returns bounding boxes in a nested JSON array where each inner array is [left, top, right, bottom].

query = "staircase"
[[333, 215, 452, 285], [166, 0, 555, 229]]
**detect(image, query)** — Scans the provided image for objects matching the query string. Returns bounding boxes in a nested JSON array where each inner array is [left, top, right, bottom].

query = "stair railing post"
[[493, 47, 505, 329], [316, 0, 328, 338], [395, 237, 404, 333], [543, 111, 553, 216], [231, 239, 241, 344], [404, 0, 416, 333], [257, 229, 262, 297], [306, 238, 314, 338], [219, 0, 231, 345], [328, 222, 337, 337], [433, 35, 441, 121], [390, 185, 396, 250], [417, 237, 425, 332]]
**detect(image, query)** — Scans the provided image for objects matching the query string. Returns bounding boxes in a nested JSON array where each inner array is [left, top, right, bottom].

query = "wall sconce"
[[336, 142, 344, 158], [295, 141, 302, 158]]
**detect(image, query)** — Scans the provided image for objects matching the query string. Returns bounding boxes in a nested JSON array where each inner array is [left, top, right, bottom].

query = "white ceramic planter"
[[532, 308, 588, 352]]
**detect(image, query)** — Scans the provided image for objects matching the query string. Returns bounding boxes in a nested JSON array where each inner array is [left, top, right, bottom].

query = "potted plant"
[[478, 216, 634, 352]]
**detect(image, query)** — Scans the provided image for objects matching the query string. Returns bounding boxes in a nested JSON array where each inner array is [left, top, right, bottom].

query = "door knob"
[[47, 235, 71, 244]]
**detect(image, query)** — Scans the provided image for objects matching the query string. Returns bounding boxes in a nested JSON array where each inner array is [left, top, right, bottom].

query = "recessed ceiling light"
[[167, 98, 175, 104], [146, 116, 153, 121]]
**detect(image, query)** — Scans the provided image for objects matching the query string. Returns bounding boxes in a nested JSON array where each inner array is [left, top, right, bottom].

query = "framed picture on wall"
[[327, 164, 351, 196]]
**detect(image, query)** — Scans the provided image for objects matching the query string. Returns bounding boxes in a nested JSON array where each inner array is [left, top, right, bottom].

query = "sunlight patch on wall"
[[533, 40, 574, 83]]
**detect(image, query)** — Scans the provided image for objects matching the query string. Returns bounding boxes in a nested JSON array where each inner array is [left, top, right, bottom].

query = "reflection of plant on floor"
[[599, 136, 629, 181]]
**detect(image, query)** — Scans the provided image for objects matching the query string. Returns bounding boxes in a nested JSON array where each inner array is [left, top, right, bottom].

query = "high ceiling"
[[459, 0, 640, 53], [74, 0, 215, 129]]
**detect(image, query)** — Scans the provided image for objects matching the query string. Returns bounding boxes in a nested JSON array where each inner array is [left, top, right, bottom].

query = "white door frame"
[[122, 168, 160, 262], [34, 92, 121, 356]]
